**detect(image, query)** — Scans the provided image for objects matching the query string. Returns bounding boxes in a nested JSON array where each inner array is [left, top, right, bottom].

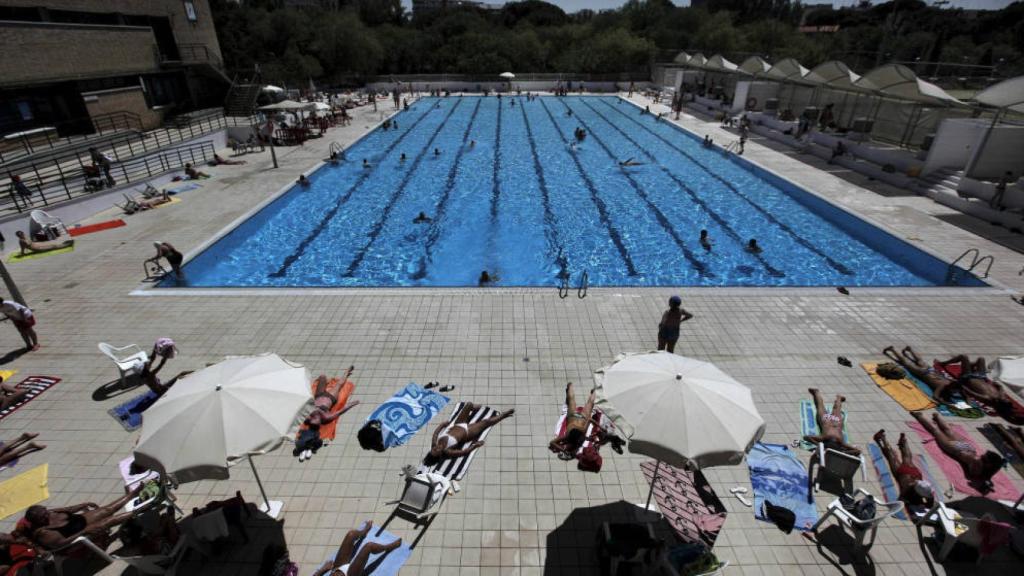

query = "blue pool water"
[[169, 96, 983, 288]]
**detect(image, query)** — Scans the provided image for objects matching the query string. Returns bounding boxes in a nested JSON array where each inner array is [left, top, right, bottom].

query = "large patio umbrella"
[[259, 99, 314, 112], [133, 353, 312, 518], [499, 72, 515, 79], [594, 351, 766, 509]]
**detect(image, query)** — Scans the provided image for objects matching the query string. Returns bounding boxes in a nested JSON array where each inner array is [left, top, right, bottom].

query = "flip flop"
[[439, 385, 455, 392], [424, 382, 438, 389]]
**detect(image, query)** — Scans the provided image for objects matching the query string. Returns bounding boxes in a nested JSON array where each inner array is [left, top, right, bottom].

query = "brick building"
[[0, 0, 229, 137]]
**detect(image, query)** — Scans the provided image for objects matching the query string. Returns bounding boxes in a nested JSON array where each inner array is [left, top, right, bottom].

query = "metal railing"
[[3, 140, 217, 214], [0, 111, 145, 164]]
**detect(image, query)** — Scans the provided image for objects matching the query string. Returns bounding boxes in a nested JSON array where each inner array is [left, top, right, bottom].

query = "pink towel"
[[553, 406, 609, 456], [907, 421, 1021, 500]]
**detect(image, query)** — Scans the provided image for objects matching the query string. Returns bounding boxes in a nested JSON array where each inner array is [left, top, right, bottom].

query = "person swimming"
[[298, 174, 310, 186], [362, 159, 370, 168], [619, 158, 643, 167], [699, 229, 712, 251], [434, 148, 440, 156], [413, 212, 431, 224], [703, 135, 713, 148], [478, 270, 497, 286], [746, 239, 761, 254], [400, 153, 407, 162]]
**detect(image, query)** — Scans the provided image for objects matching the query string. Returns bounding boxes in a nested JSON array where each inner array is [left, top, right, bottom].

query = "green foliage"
[[208, 0, 1024, 85]]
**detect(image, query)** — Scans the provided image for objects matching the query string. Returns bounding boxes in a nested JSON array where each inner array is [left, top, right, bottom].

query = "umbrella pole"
[[645, 460, 662, 512], [249, 457, 282, 518]]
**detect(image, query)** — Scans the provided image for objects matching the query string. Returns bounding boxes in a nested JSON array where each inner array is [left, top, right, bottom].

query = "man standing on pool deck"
[[657, 296, 693, 354], [1, 297, 38, 351]]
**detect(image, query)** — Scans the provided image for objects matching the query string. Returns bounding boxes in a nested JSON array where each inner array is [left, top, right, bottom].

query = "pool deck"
[[1, 93, 1022, 575]]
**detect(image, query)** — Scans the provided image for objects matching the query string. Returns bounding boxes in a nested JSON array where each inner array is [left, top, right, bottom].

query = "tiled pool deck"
[[1, 95, 1022, 575]]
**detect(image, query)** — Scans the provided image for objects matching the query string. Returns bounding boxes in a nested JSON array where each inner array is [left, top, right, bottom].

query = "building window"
[[183, 1, 198, 22]]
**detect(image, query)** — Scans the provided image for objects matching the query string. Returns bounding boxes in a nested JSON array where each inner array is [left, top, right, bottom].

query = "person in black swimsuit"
[[24, 486, 143, 551], [657, 295, 693, 353], [148, 242, 184, 279]]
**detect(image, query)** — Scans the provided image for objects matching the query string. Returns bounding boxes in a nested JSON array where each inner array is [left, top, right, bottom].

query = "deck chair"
[[808, 443, 866, 499], [99, 342, 148, 385], [385, 471, 452, 524], [29, 209, 68, 239], [116, 194, 143, 214], [811, 489, 904, 552]]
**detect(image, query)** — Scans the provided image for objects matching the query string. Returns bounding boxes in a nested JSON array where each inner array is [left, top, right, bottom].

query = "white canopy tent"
[[973, 75, 1024, 113], [738, 56, 772, 77], [673, 51, 692, 65], [763, 58, 811, 84], [855, 64, 963, 106], [704, 54, 739, 73], [688, 53, 708, 68], [804, 60, 863, 90]]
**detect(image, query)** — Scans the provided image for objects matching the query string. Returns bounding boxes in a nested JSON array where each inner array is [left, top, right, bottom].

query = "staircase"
[[224, 69, 263, 117], [918, 168, 964, 199]]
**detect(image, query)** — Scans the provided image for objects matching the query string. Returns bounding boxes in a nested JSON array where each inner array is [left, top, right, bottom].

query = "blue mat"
[[367, 383, 449, 449], [107, 390, 159, 431], [166, 183, 202, 195], [317, 529, 409, 576], [748, 443, 818, 532], [867, 443, 908, 520]]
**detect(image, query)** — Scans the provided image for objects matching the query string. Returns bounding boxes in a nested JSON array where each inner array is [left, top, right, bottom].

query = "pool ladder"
[[558, 270, 589, 299], [328, 141, 344, 158], [946, 248, 994, 284]]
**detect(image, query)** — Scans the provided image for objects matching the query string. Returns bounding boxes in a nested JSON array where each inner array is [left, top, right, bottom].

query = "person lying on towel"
[[911, 411, 1004, 487], [305, 369, 359, 428], [884, 346, 959, 403], [15, 231, 72, 256], [873, 429, 935, 512], [313, 521, 402, 576], [939, 354, 1024, 425], [803, 388, 861, 456], [424, 403, 514, 466], [549, 382, 598, 458]]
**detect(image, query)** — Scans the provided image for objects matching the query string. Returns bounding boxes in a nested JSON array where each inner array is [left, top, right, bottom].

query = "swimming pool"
[[168, 96, 983, 288]]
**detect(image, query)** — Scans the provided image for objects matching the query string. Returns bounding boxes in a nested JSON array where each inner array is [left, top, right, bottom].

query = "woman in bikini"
[[883, 346, 959, 401], [0, 433, 44, 468], [23, 486, 143, 551], [803, 388, 860, 455], [313, 521, 402, 576], [426, 403, 514, 464], [873, 429, 934, 510], [939, 354, 1024, 425], [306, 367, 359, 428], [549, 382, 597, 456], [910, 411, 1004, 486]]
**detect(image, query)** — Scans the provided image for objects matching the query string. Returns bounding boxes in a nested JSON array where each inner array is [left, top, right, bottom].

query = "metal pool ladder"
[[558, 270, 589, 299], [946, 248, 994, 284]]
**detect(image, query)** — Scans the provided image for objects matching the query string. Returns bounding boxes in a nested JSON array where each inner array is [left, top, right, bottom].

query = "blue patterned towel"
[[748, 442, 817, 532], [108, 390, 159, 432], [367, 383, 449, 449], [868, 443, 908, 520]]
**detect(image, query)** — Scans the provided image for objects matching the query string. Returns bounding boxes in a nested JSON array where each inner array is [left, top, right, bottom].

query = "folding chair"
[[808, 443, 866, 499], [98, 343, 149, 385], [811, 489, 904, 552]]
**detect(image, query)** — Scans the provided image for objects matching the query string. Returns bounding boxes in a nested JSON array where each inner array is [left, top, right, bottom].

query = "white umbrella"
[[262, 85, 284, 93], [134, 353, 312, 518], [594, 351, 765, 509], [311, 102, 331, 111], [499, 72, 515, 79]]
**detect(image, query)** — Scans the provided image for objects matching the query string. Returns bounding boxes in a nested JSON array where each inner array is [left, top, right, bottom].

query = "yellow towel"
[[0, 369, 18, 383], [862, 363, 936, 412], [7, 245, 74, 262], [0, 463, 48, 519], [151, 196, 182, 209]]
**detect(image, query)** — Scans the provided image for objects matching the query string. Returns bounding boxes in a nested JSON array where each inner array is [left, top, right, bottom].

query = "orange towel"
[[300, 378, 354, 441]]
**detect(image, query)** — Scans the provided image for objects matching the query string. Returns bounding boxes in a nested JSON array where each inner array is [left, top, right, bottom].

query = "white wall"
[[923, 118, 990, 175]]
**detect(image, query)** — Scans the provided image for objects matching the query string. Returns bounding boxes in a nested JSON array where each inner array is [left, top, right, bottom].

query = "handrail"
[[558, 274, 569, 299], [577, 270, 589, 299], [945, 248, 994, 283], [970, 255, 994, 278]]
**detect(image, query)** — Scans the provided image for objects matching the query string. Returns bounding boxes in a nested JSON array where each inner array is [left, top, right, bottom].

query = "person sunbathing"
[[873, 429, 934, 510], [122, 190, 172, 214], [15, 231, 72, 256], [305, 368, 359, 428], [313, 521, 402, 576], [0, 433, 44, 467], [939, 354, 1024, 424], [23, 486, 143, 551], [425, 403, 514, 465], [1, 377, 30, 411], [803, 388, 860, 455], [549, 382, 597, 457], [911, 411, 1004, 486], [210, 154, 245, 166], [184, 163, 209, 180], [883, 346, 958, 401]]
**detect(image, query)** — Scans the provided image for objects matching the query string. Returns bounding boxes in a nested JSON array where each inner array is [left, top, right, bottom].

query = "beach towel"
[[931, 362, 996, 417], [862, 363, 935, 412], [640, 461, 727, 546], [119, 457, 159, 492], [366, 383, 449, 449], [867, 443, 908, 520], [166, 183, 202, 195], [798, 399, 848, 450], [903, 370, 984, 418], [7, 245, 73, 262], [979, 423, 1024, 480], [907, 420, 1020, 500], [299, 377, 354, 442], [151, 196, 182, 209], [108, 390, 159, 431], [552, 405, 611, 457], [0, 376, 59, 422], [419, 402, 498, 481], [68, 219, 125, 237], [316, 529, 410, 576], [0, 464, 48, 520], [747, 443, 817, 532]]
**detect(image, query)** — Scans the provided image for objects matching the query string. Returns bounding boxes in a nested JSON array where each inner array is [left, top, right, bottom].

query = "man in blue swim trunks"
[[657, 295, 693, 354]]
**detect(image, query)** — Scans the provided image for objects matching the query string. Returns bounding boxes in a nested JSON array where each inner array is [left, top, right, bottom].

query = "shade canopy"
[[974, 75, 1024, 113], [705, 54, 739, 73], [856, 64, 963, 106], [688, 53, 708, 68], [594, 352, 766, 469], [763, 58, 811, 84], [134, 353, 311, 484], [259, 99, 314, 111], [499, 71, 515, 79], [262, 85, 284, 93], [738, 56, 772, 77], [804, 60, 863, 91], [673, 51, 692, 65]]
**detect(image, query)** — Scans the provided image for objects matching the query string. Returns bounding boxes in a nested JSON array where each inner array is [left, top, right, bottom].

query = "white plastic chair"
[[811, 489, 904, 552], [808, 443, 867, 498], [923, 502, 1017, 563], [98, 343, 149, 385], [29, 209, 68, 239]]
